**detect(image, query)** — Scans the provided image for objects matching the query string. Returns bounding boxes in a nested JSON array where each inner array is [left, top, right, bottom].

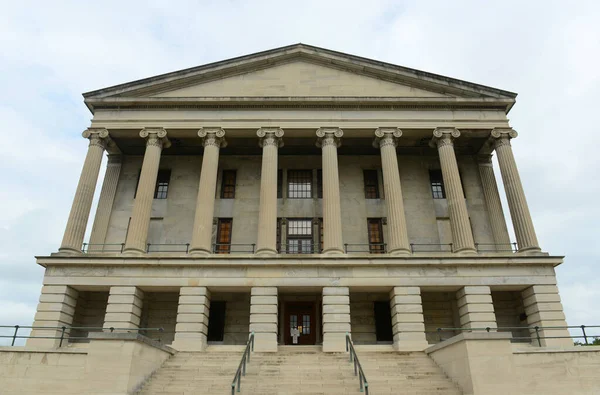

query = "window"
[[316, 169, 323, 198], [220, 170, 237, 199], [429, 169, 446, 199], [215, 218, 232, 254], [277, 218, 282, 252], [288, 170, 312, 198], [367, 218, 385, 253], [154, 170, 171, 199], [277, 169, 283, 198], [287, 219, 313, 254], [363, 169, 380, 199]]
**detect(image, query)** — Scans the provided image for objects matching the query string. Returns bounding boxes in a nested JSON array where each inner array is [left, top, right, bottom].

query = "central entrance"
[[284, 302, 317, 345]]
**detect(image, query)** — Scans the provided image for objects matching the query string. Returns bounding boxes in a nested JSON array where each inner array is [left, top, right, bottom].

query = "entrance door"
[[285, 302, 316, 345], [374, 301, 393, 342], [207, 301, 226, 342]]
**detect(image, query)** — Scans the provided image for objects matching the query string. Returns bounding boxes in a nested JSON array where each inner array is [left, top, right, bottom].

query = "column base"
[[188, 248, 211, 256], [322, 248, 345, 255], [56, 247, 82, 255], [517, 246, 543, 254], [122, 247, 146, 255], [389, 248, 411, 256], [255, 248, 277, 256], [454, 247, 477, 254]]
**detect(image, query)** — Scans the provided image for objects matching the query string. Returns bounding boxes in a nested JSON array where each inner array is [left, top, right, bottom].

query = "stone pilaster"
[[431, 128, 476, 253], [322, 287, 350, 352], [123, 128, 170, 254], [491, 128, 541, 252], [189, 128, 226, 255], [172, 287, 211, 351], [27, 285, 78, 348], [255, 128, 284, 255], [103, 286, 144, 331], [250, 287, 278, 352], [477, 155, 511, 249], [374, 128, 410, 255], [88, 154, 122, 250], [522, 285, 571, 347], [59, 128, 110, 253], [456, 286, 497, 330], [389, 287, 428, 351], [316, 128, 345, 254]]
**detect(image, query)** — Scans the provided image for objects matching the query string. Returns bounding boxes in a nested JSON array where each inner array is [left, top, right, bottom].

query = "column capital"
[[430, 127, 460, 148], [490, 127, 518, 148], [257, 127, 284, 148], [373, 127, 402, 148], [140, 127, 171, 149], [316, 127, 343, 148], [477, 154, 493, 166], [82, 128, 111, 149], [198, 127, 227, 148]]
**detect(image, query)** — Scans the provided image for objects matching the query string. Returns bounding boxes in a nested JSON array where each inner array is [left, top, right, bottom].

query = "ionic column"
[[250, 287, 278, 352], [172, 287, 211, 351], [389, 287, 428, 351], [491, 128, 541, 252], [189, 128, 226, 255], [522, 285, 571, 347], [322, 286, 350, 352], [374, 128, 410, 255], [123, 128, 170, 254], [456, 286, 497, 330], [27, 285, 78, 347], [103, 286, 144, 331], [431, 128, 476, 253], [59, 129, 111, 253], [477, 155, 511, 249], [316, 128, 344, 254], [88, 154, 122, 250], [255, 128, 284, 255]]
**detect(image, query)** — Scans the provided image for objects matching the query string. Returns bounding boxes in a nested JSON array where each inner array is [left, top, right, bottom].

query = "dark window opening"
[[363, 169, 380, 199], [288, 170, 312, 199], [316, 169, 323, 198], [429, 169, 446, 199], [367, 218, 385, 253], [374, 301, 393, 342], [220, 170, 237, 199], [207, 301, 226, 342], [277, 218, 282, 252], [215, 218, 232, 253], [319, 218, 323, 253], [287, 219, 313, 253], [277, 169, 283, 198]]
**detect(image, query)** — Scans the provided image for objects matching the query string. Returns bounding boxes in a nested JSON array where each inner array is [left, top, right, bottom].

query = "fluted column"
[[88, 154, 122, 250], [189, 128, 226, 255], [374, 128, 410, 255], [431, 128, 476, 253], [255, 128, 284, 255], [59, 128, 110, 253], [123, 128, 170, 254], [316, 128, 344, 254], [491, 128, 540, 252], [477, 155, 511, 248]]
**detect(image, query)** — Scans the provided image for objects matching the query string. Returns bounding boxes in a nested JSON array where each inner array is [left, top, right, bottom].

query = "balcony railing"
[[212, 243, 256, 254], [147, 243, 190, 253], [278, 242, 322, 254], [344, 243, 387, 254], [475, 243, 518, 252]]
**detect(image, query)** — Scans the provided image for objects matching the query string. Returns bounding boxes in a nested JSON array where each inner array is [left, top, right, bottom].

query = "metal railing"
[[0, 325, 166, 347], [431, 324, 600, 346], [213, 243, 256, 254], [147, 243, 190, 253], [410, 243, 454, 252], [344, 243, 387, 254], [278, 242, 322, 254], [475, 243, 518, 252], [231, 332, 255, 394], [346, 333, 369, 394], [82, 243, 125, 253]]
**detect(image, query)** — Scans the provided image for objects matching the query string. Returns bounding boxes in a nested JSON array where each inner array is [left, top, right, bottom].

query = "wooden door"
[[285, 302, 316, 345]]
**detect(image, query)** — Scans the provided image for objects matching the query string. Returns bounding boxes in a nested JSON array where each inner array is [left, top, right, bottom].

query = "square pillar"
[[390, 287, 428, 351], [322, 287, 350, 352], [27, 285, 78, 348], [172, 287, 210, 351], [103, 286, 144, 331], [522, 285, 572, 347], [250, 287, 278, 352], [456, 286, 497, 330]]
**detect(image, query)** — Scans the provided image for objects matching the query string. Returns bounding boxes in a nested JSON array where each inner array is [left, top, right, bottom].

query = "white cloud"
[[0, 0, 598, 335]]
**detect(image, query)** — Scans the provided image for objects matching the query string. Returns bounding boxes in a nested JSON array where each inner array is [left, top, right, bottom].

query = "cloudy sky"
[[1, 1, 599, 342]]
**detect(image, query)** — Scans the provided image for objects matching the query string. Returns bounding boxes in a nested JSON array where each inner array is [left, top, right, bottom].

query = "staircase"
[[136, 346, 462, 395]]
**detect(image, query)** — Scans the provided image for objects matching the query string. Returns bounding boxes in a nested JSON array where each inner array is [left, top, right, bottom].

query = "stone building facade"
[[28, 44, 572, 355]]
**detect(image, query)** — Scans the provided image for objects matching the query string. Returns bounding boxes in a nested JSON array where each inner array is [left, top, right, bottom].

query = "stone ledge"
[[0, 346, 88, 354], [425, 332, 512, 354], [513, 345, 600, 354], [87, 332, 176, 355]]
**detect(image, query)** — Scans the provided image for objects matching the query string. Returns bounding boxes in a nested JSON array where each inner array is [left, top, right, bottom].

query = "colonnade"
[[58, 126, 540, 254]]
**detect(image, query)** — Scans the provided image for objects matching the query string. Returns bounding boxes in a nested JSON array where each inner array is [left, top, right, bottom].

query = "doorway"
[[207, 301, 226, 342], [374, 301, 393, 342], [284, 302, 316, 345]]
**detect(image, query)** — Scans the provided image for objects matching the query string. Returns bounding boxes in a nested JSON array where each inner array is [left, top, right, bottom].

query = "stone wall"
[[212, 292, 250, 345], [71, 291, 108, 340], [140, 292, 178, 345], [492, 291, 529, 340], [422, 292, 460, 344], [350, 293, 389, 344]]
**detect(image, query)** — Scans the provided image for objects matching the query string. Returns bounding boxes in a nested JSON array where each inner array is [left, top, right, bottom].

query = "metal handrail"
[[431, 325, 600, 346], [0, 325, 165, 347], [147, 243, 191, 253], [344, 243, 387, 254], [474, 242, 518, 252], [346, 333, 369, 394], [82, 243, 125, 253], [410, 243, 453, 252], [213, 243, 256, 254], [231, 332, 255, 394], [278, 242, 322, 254]]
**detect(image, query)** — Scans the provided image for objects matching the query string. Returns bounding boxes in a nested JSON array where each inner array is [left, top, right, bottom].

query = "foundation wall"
[[422, 292, 460, 343], [212, 293, 250, 345], [140, 292, 179, 345]]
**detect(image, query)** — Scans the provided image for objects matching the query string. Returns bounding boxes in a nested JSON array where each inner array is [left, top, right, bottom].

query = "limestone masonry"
[[2, 44, 599, 395]]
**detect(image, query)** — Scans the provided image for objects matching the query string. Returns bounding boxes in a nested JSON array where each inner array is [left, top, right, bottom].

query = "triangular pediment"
[[84, 44, 516, 112]]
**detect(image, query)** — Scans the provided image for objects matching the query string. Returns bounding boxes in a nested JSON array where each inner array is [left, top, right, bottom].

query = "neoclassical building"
[[29, 44, 572, 357]]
